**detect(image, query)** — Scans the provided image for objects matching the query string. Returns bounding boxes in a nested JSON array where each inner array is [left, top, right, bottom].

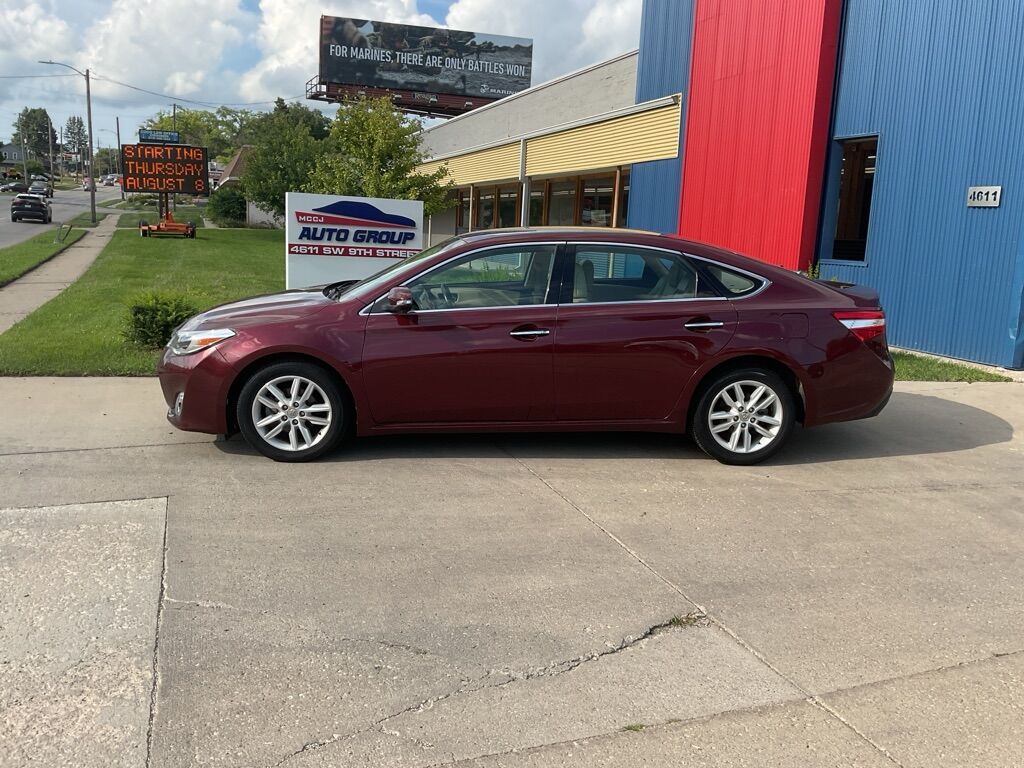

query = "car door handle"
[[683, 320, 725, 330], [509, 328, 551, 339]]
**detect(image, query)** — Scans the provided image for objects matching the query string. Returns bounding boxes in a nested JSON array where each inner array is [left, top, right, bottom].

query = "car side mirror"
[[385, 286, 415, 313]]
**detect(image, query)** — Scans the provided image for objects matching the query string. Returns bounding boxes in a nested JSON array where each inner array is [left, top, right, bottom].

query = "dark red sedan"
[[158, 228, 894, 464]]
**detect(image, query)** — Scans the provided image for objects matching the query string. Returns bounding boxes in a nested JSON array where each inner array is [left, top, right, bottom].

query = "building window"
[[832, 137, 877, 261], [529, 187, 545, 226], [548, 180, 577, 226], [498, 185, 519, 227], [619, 172, 630, 227], [475, 188, 495, 229], [455, 189, 470, 234], [581, 177, 614, 226]]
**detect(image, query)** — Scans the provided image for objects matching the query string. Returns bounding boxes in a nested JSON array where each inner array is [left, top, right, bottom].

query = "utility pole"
[[116, 115, 124, 200], [19, 114, 28, 180], [172, 103, 177, 212], [46, 115, 55, 181], [85, 68, 96, 223]]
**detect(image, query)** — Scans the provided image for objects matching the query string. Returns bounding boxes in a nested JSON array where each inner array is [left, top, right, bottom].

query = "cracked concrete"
[[0, 498, 166, 768], [1, 379, 1023, 766]]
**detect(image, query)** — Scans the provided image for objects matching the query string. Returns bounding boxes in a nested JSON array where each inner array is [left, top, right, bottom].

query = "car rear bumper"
[[804, 345, 895, 426], [158, 346, 236, 434]]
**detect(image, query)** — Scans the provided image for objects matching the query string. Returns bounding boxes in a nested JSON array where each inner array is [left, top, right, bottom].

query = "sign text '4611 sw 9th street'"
[[119, 144, 210, 194]]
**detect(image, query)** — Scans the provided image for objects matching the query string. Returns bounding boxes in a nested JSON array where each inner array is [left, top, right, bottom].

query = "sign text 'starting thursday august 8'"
[[120, 144, 210, 194]]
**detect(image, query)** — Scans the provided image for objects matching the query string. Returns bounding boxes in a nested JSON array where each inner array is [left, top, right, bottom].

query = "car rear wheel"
[[237, 361, 347, 462], [691, 368, 795, 465]]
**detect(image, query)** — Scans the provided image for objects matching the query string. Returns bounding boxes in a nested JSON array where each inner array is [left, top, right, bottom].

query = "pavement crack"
[[144, 499, 170, 768], [269, 612, 707, 767]]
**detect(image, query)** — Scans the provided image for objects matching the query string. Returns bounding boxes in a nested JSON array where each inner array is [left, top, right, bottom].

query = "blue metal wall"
[[819, 0, 1024, 368], [626, 0, 694, 233]]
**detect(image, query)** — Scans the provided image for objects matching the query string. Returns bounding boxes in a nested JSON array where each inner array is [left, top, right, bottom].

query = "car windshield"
[[324, 238, 465, 302]]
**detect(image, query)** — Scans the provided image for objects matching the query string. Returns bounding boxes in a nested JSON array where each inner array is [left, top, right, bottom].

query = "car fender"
[[669, 345, 815, 431]]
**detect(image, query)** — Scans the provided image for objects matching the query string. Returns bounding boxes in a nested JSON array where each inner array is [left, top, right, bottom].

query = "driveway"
[[1, 379, 1022, 767], [0, 186, 123, 249]]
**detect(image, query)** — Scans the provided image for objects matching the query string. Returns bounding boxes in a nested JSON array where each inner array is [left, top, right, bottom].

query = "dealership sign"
[[319, 16, 532, 100], [120, 143, 209, 194], [285, 192, 423, 289]]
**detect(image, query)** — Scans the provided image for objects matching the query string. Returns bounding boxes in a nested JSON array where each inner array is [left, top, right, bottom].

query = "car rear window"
[[701, 262, 765, 297]]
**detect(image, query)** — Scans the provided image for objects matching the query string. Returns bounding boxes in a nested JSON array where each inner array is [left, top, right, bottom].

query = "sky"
[[0, 0, 642, 148]]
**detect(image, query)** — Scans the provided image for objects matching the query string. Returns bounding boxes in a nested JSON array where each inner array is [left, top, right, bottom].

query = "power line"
[[90, 72, 306, 108], [0, 74, 78, 79]]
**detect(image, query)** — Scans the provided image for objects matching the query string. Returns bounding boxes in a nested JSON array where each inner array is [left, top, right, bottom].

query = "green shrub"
[[207, 186, 247, 227], [124, 291, 198, 348]]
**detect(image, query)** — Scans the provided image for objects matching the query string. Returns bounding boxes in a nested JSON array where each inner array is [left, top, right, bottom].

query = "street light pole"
[[19, 114, 29, 180], [115, 116, 124, 200], [39, 60, 96, 224]]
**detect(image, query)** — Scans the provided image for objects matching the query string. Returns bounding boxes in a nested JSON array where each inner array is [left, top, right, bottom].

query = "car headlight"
[[168, 328, 236, 356]]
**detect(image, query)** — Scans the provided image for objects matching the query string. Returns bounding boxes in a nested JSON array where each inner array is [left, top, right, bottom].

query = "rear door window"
[[569, 245, 719, 304]]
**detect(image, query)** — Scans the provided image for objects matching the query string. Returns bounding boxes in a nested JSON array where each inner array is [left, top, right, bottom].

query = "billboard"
[[120, 144, 209, 195], [319, 16, 532, 101], [285, 192, 423, 289]]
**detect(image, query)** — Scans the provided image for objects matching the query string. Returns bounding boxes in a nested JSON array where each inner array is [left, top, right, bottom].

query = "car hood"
[[182, 289, 334, 331]]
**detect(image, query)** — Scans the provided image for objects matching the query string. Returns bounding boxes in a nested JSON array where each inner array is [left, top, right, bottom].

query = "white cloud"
[[81, 0, 244, 104], [445, 0, 642, 85], [239, 0, 439, 102]]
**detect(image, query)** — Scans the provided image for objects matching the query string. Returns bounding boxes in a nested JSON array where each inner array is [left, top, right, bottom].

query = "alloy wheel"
[[250, 375, 333, 452], [707, 379, 784, 455]]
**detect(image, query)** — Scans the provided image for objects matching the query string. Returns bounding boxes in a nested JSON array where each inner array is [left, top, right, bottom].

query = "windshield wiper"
[[322, 280, 359, 300]]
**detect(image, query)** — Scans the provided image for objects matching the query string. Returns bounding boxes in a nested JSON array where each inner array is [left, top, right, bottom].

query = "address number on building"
[[966, 186, 1001, 207]]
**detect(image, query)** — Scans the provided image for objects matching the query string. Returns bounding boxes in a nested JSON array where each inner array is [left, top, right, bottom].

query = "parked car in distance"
[[10, 193, 52, 223], [1, 181, 29, 193], [28, 180, 53, 198], [159, 227, 895, 464]]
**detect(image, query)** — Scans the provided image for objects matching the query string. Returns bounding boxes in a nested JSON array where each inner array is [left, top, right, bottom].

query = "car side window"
[[570, 246, 718, 304], [700, 262, 764, 297], [405, 245, 558, 310]]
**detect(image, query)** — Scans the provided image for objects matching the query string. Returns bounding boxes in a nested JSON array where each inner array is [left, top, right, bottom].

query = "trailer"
[[139, 192, 196, 238]]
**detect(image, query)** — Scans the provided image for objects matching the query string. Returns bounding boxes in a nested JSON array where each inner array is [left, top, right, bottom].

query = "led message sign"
[[120, 144, 209, 195]]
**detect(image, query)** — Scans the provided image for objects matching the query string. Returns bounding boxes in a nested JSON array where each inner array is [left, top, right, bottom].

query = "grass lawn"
[[0, 228, 87, 287], [65, 210, 112, 227], [117, 205, 206, 228], [892, 351, 1011, 382], [53, 180, 79, 190], [0, 229, 284, 375]]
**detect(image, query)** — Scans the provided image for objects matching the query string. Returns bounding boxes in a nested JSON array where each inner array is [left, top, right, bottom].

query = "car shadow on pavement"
[[214, 392, 1013, 466]]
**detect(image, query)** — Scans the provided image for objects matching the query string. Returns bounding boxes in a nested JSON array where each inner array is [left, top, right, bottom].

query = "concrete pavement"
[[0, 214, 119, 335], [0, 378, 1022, 767]]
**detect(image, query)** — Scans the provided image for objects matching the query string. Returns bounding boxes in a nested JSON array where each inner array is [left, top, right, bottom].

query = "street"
[[1, 378, 1022, 767], [0, 185, 123, 249]]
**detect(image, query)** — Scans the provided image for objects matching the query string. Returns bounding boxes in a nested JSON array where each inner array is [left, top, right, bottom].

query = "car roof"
[[451, 227, 802, 283], [15, 193, 45, 200]]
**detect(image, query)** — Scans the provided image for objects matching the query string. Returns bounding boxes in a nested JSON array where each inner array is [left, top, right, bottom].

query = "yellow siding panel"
[[419, 142, 520, 186], [525, 103, 680, 177]]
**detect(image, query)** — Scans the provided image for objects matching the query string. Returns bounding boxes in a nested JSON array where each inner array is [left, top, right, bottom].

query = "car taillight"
[[833, 310, 886, 342]]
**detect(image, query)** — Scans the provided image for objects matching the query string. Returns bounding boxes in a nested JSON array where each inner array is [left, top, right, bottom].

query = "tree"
[[141, 106, 263, 163], [240, 100, 332, 217], [64, 116, 87, 154], [12, 107, 57, 164], [304, 98, 452, 215], [206, 185, 247, 226], [269, 98, 331, 140], [94, 147, 120, 176]]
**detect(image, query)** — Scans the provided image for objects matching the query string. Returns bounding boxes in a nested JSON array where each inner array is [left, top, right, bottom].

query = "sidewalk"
[[0, 215, 119, 335]]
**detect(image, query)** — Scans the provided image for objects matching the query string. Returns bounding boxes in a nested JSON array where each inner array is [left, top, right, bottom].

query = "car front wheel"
[[691, 368, 795, 465], [236, 361, 347, 462]]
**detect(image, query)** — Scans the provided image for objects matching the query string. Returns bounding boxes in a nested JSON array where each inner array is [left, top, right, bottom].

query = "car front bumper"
[[158, 345, 237, 434]]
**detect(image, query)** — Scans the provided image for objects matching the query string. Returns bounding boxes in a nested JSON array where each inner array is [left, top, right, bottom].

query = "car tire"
[[691, 368, 795, 465], [237, 361, 348, 462]]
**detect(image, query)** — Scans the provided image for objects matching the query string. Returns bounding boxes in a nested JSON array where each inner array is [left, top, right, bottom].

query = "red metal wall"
[[677, 0, 841, 270]]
